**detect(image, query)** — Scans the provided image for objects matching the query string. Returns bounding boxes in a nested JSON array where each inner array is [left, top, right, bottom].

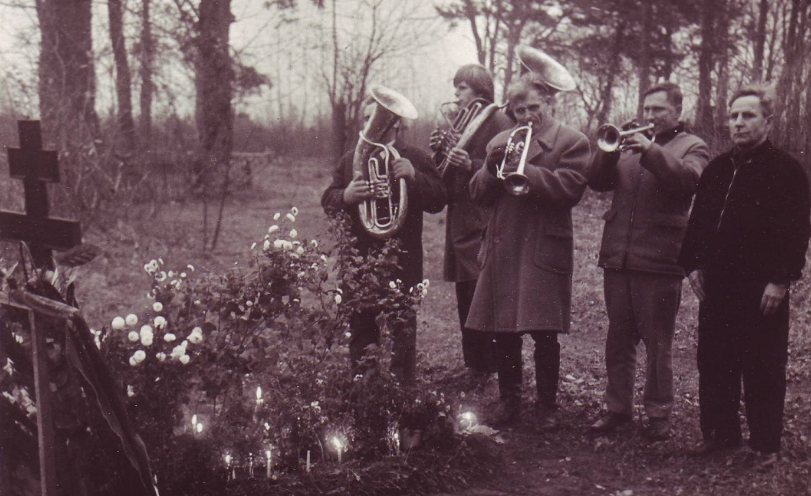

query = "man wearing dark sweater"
[[679, 84, 811, 468]]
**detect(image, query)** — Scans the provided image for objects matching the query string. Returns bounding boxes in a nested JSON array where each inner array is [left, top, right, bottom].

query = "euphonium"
[[435, 100, 502, 178], [596, 122, 655, 152], [496, 122, 533, 196], [353, 84, 418, 239], [433, 98, 490, 171]]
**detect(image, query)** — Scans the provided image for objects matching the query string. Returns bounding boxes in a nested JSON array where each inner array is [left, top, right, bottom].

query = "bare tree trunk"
[[596, 16, 625, 127], [139, 0, 155, 146], [714, 0, 730, 138], [695, 0, 716, 140], [196, 0, 234, 251], [636, 0, 653, 118], [37, 0, 99, 211], [109, 0, 137, 155], [752, 0, 769, 81]]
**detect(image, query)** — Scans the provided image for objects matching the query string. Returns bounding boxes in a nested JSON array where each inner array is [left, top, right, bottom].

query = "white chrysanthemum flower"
[[296, 246, 305, 255], [167, 271, 175, 278], [154, 316, 167, 329], [291, 206, 299, 215], [141, 335, 153, 347], [273, 239, 284, 249], [334, 294, 342, 304], [283, 241, 294, 250], [187, 264, 195, 272], [181, 272, 187, 278], [179, 354, 190, 365], [263, 240, 271, 251], [268, 225, 279, 234], [320, 255, 328, 262], [421, 289, 429, 297], [155, 271, 167, 282], [127, 385, 135, 397], [128, 331, 140, 342], [164, 333, 177, 342], [153, 302, 163, 312], [345, 332, 352, 339], [251, 242, 257, 250], [310, 239, 318, 247], [129, 356, 138, 366], [289, 229, 298, 239], [188, 331, 203, 345], [112, 317, 126, 330], [286, 213, 296, 222], [422, 279, 430, 288], [125, 314, 138, 326], [133, 350, 146, 363], [156, 352, 166, 361], [140, 324, 153, 336], [389, 281, 397, 289], [273, 212, 281, 220]]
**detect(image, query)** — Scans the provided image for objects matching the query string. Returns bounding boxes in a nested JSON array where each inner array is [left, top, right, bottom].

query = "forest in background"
[[0, 0, 810, 246]]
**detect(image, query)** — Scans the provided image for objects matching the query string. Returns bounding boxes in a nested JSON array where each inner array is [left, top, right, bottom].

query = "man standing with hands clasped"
[[679, 84, 810, 468], [588, 82, 709, 440]]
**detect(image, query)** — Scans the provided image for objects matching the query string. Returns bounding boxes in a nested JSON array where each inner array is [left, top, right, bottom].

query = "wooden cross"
[[0, 121, 82, 268]]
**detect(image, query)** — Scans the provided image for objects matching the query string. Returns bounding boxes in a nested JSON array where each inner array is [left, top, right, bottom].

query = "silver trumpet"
[[596, 122, 655, 152], [496, 122, 533, 196]]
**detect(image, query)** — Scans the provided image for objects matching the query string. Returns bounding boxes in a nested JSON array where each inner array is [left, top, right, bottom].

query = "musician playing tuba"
[[429, 64, 513, 390], [467, 67, 590, 429], [321, 86, 447, 383]]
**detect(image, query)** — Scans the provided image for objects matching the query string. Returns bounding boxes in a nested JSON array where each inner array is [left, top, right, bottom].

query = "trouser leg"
[[603, 270, 638, 417], [457, 280, 497, 373], [495, 333, 523, 405], [742, 296, 789, 453], [390, 313, 418, 383], [530, 331, 560, 408], [349, 311, 379, 369], [631, 272, 681, 420], [697, 300, 743, 445]]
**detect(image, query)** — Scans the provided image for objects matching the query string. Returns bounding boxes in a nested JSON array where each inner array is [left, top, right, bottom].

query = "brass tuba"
[[353, 84, 419, 239], [496, 122, 533, 196], [516, 45, 577, 92]]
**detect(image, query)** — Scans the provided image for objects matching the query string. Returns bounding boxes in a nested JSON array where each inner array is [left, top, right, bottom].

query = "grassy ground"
[[23, 155, 811, 495]]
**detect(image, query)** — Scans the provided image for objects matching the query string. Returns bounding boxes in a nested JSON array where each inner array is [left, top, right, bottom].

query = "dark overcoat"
[[465, 116, 590, 333], [321, 143, 447, 287], [442, 110, 514, 282], [588, 125, 709, 276]]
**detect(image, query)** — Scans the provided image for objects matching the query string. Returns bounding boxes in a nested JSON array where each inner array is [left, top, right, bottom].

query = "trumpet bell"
[[596, 123, 655, 153], [516, 45, 576, 92]]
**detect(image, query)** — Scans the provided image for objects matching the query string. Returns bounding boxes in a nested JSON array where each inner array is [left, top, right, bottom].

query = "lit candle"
[[306, 450, 311, 473], [266, 448, 272, 478]]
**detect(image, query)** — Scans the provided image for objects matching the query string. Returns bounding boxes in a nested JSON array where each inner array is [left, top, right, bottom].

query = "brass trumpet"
[[353, 84, 418, 239], [596, 122, 655, 152], [496, 122, 533, 196]]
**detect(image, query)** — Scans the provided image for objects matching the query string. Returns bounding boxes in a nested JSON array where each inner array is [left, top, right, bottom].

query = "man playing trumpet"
[[467, 71, 590, 428], [322, 89, 447, 383], [587, 82, 709, 440], [430, 64, 513, 390]]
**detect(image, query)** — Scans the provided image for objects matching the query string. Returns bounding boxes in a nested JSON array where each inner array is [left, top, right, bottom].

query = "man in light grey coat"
[[588, 82, 709, 440]]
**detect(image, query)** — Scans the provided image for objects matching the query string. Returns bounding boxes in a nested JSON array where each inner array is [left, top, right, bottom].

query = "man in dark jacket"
[[322, 93, 447, 383], [679, 85, 810, 468], [430, 64, 513, 388], [588, 82, 709, 440]]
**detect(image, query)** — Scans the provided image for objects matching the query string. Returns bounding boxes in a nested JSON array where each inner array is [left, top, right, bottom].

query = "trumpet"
[[496, 122, 533, 196], [353, 85, 418, 239], [596, 122, 655, 152]]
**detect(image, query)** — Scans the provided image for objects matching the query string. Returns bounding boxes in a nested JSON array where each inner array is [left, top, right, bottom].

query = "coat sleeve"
[[525, 132, 590, 209], [321, 152, 352, 214], [678, 169, 714, 275], [766, 158, 811, 283], [469, 135, 507, 207], [407, 147, 448, 214], [587, 149, 620, 192], [639, 136, 709, 197]]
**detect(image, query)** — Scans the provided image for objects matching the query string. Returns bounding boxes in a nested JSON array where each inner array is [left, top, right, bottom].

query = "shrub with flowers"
[[95, 208, 455, 495]]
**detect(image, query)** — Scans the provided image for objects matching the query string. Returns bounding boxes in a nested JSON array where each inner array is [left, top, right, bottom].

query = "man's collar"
[[731, 137, 772, 162], [654, 122, 685, 144]]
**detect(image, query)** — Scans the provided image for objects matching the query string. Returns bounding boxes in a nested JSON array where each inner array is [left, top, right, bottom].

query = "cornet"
[[496, 122, 533, 196], [596, 122, 655, 153]]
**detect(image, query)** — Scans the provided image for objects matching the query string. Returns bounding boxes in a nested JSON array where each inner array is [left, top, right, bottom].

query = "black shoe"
[[535, 404, 558, 431], [644, 417, 671, 441], [590, 412, 631, 434], [489, 400, 521, 428]]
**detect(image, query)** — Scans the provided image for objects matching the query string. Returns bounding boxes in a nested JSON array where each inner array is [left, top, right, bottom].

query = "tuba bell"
[[516, 45, 577, 92], [353, 84, 419, 239], [496, 122, 533, 196]]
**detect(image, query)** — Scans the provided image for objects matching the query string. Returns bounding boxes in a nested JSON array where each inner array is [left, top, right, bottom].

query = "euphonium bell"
[[596, 122, 655, 152], [433, 97, 491, 173], [352, 84, 418, 239], [496, 122, 533, 196]]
